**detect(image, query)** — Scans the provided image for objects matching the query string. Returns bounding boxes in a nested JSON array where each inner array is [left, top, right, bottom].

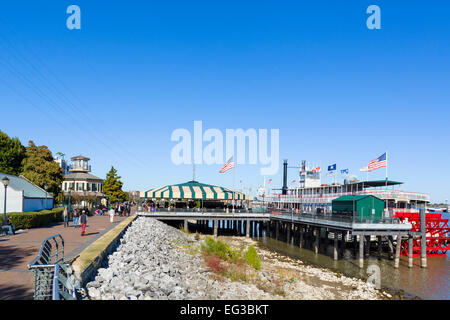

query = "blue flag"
[[328, 164, 336, 171], [341, 169, 349, 174]]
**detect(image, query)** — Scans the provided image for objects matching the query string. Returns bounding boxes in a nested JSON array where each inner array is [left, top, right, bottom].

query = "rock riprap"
[[84, 217, 272, 300]]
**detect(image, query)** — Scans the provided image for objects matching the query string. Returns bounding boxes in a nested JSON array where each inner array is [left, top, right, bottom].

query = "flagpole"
[[232, 152, 235, 213]]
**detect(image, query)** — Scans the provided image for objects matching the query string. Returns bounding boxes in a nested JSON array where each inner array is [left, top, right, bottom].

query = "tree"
[[21, 141, 64, 199], [102, 166, 129, 203], [0, 130, 25, 175]]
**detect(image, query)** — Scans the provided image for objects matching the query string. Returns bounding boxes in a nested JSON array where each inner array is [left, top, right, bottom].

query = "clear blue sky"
[[1, 1, 449, 202]]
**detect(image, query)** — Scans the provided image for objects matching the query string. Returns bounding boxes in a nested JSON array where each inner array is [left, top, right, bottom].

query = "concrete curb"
[[71, 215, 137, 287]]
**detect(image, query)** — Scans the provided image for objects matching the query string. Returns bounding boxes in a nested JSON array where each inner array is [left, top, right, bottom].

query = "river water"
[[203, 214, 449, 299], [253, 213, 450, 300]]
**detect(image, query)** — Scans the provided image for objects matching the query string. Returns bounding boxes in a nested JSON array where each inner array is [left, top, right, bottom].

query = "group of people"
[[62, 207, 88, 236]]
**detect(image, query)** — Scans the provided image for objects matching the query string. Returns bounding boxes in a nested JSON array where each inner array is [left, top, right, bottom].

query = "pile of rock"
[[84, 217, 272, 300]]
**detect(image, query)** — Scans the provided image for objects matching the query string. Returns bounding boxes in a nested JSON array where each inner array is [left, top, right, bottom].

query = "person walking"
[[73, 209, 79, 228], [80, 210, 88, 236], [109, 206, 115, 223], [63, 206, 69, 228]]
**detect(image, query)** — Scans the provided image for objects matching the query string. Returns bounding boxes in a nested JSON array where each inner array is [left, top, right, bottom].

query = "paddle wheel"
[[394, 211, 450, 257]]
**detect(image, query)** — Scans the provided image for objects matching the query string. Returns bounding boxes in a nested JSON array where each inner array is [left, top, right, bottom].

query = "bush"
[[244, 245, 261, 270], [0, 207, 64, 230], [203, 236, 242, 262]]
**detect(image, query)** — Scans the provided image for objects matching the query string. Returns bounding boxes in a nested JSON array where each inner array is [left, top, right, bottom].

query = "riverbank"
[[83, 217, 388, 300]]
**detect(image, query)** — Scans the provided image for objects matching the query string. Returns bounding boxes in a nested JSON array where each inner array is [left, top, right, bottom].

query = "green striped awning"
[[143, 180, 247, 200]]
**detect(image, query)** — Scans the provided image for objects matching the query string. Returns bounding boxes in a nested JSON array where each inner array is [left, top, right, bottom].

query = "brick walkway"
[[0, 213, 130, 300]]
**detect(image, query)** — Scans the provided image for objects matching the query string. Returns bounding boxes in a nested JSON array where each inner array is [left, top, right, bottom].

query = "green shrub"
[[244, 245, 261, 270], [202, 236, 243, 262], [0, 207, 64, 230]]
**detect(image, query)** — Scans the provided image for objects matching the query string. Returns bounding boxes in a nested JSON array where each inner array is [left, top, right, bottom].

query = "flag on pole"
[[360, 166, 369, 172], [291, 180, 296, 185], [328, 164, 336, 172], [368, 153, 387, 172], [267, 179, 272, 184], [341, 169, 349, 174], [219, 156, 235, 173]]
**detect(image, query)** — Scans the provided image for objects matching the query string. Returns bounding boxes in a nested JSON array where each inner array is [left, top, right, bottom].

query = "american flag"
[[368, 153, 387, 172], [267, 179, 272, 184], [291, 180, 296, 185], [219, 156, 234, 173]]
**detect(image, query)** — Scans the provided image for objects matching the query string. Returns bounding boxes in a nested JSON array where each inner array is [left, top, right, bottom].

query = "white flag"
[[360, 166, 369, 172]]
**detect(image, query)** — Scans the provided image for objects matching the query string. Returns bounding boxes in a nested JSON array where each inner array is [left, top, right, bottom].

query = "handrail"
[[28, 234, 64, 267]]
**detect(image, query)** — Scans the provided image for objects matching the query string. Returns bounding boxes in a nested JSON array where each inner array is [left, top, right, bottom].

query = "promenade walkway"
[[0, 214, 129, 300]]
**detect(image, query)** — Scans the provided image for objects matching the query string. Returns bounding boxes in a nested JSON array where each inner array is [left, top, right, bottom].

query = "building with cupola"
[[59, 155, 105, 208]]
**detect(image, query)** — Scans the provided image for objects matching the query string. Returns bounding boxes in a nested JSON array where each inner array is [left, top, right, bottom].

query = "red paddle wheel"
[[394, 211, 450, 257]]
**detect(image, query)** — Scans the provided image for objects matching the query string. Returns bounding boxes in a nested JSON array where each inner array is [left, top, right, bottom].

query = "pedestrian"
[[4, 216, 15, 235], [73, 209, 79, 228], [80, 210, 88, 236], [63, 206, 69, 228], [109, 206, 115, 223]]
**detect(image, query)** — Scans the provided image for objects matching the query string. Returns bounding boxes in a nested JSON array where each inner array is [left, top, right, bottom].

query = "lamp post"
[[44, 184, 48, 209], [2, 177, 9, 224], [68, 184, 73, 213]]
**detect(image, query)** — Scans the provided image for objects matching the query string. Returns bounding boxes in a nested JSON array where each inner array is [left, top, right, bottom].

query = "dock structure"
[[136, 208, 422, 268]]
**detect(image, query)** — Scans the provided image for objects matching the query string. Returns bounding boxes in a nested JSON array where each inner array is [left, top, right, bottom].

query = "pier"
[[137, 208, 428, 269]]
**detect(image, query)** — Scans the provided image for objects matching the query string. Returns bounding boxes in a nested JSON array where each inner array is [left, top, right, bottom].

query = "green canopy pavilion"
[[143, 180, 248, 200]]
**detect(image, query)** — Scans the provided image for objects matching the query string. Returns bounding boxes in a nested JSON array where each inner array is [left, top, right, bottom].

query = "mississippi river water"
[[254, 213, 450, 300]]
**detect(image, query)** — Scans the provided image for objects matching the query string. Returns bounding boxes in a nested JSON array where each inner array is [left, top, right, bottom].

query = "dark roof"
[[347, 180, 403, 187], [71, 155, 90, 161], [64, 172, 103, 181]]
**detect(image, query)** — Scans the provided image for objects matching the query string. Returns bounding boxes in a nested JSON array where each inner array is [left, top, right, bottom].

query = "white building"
[[0, 172, 53, 213], [61, 155, 105, 207]]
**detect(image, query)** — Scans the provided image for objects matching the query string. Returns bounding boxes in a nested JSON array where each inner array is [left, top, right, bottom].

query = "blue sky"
[[0, 1, 449, 202]]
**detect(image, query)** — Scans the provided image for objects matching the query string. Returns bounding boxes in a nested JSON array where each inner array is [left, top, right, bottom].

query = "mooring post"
[[275, 221, 279, 240], [246, 219, 250, 237], [314, 228, 319, 254], [184, 219, 188, 232], [286, 223, 291, 244], [359, 235, 364, 268], [299, 226, 304, 248], [213, 220, 218, 237], [341, 231, 346, 251], [420, 208, 427, 268], [394, 235, 402, 268], [364, 235, 370, 257], [408, 235, 413, 268], [377, 236, 382, 259], [333, 231, 338, 260], [388, 236, 394, 260]]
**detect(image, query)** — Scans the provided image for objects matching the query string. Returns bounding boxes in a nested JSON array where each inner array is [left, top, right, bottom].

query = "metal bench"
[[28, 234, 78, 300]]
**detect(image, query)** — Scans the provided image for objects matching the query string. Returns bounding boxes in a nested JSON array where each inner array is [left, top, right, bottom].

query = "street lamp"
[[2, 177, 9, 224], [68, 184, 74, 213], [44, 184, 48, 209]]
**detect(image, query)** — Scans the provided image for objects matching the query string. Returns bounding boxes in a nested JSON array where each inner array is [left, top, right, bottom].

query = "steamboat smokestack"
[[282, 159, 288, 195]]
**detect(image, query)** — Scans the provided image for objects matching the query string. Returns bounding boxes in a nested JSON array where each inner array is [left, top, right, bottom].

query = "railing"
[[138, 206, 400, 225], [261, 189, 430, 203], [271, 209, 400, 225], [137, 207, 269, 214], [28, 234, 78, 300]]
